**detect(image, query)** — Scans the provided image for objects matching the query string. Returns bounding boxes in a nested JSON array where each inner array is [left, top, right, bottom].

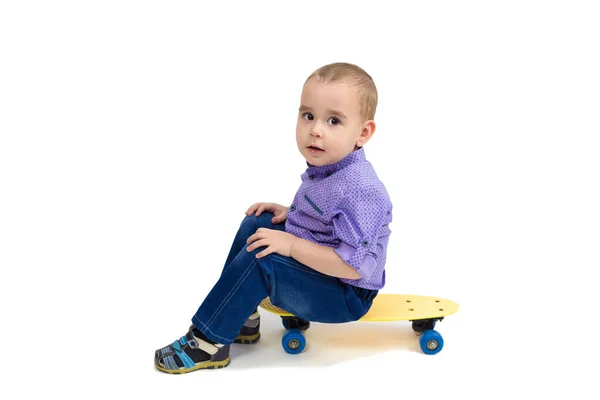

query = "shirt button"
[[326, 172, 332, 177], [362, 240, 369, 247], [290, 205, 296, 211], [309, 175, 314, 180]]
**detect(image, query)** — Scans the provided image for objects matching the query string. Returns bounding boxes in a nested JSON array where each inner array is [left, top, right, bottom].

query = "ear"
[[355, 120, 376, 147]]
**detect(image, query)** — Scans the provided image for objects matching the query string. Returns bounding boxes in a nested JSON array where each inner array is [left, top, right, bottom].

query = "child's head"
[[296, 62, 378, 166]]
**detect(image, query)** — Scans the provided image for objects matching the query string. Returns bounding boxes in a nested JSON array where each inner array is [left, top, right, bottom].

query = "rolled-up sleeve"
[[332, 188, 389, 280]]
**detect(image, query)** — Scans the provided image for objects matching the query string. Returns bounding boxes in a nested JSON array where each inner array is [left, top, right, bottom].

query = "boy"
[[155, 62, 393, 373]]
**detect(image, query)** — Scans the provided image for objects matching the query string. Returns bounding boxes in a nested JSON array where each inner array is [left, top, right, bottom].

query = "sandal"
[[234, 310, 261, 344], [155, 325, 230, 374]]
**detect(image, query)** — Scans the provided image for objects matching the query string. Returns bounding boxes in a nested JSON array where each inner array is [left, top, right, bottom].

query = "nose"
[[310, 121, 324, 138]]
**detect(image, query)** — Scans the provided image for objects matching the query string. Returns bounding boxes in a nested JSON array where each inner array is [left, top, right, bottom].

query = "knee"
[[240, 215, 258, 233], [242, 212, 274, 231]]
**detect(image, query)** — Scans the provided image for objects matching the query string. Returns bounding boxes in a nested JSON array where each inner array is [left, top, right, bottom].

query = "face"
[[296, 77, 375, 166]]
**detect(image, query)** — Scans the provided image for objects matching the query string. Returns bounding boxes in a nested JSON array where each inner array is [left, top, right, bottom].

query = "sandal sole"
[[156, 357, 231, 374], [233, 333, 260, 344]]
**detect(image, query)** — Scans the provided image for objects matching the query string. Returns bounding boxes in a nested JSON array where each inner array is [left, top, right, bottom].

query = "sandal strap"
[[186, 326, 224, 356], [171, 337, 195, 369]]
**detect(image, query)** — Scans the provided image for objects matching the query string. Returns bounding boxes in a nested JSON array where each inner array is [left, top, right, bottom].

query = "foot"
[[234, 309, 261, 344], [155, 325, 230, 374]]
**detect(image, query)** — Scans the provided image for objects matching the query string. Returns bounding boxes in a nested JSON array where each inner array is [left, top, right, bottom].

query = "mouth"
[[307, 145, 324, 155]]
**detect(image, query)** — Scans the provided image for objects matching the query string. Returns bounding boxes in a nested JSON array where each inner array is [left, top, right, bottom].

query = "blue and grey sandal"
[[234, 310, 261, 344], [155, 325, 230, 374]]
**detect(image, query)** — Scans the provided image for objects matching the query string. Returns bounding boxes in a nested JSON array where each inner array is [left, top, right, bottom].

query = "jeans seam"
[[205, 258, 256, 327], [192, 317, 232, 344], [205, 258, 257, 328]]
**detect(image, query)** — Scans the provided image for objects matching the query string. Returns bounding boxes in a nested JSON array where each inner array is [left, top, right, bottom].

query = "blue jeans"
[[191, 212, 378, 345]]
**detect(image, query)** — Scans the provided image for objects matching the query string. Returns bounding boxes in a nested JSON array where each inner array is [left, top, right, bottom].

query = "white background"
[[1, 1, 599, 398]]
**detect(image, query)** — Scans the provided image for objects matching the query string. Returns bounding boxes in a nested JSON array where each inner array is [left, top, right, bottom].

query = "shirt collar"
[[302, 147, 366, 181]]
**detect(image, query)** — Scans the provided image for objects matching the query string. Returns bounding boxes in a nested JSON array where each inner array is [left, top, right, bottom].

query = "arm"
[[290, 237, 361, 280]]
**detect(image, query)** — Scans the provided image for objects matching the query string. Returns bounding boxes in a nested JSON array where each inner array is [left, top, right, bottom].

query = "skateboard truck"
[[411, 317, 444, 334], [281, 316, 310, 331]]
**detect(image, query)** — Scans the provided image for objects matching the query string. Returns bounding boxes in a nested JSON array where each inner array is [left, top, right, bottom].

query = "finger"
[[246, 203, 258, 215], [247, 239, 267, 253], [248, 228, 270, 246], [251, 228, 266, 239], [247, 229, 264, 245], [256, 247, 271, 259], [256, 204, 266, 217]]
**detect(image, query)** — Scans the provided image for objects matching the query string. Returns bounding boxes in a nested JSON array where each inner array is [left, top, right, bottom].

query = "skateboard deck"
[[259, 293, 459, 355]]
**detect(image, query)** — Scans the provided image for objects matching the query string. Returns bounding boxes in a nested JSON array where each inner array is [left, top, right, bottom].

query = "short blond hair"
[[305, 62, 378, 121]]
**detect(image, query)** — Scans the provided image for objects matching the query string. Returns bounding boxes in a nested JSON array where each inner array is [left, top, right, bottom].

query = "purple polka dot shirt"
[[285, 147, 393, 290]]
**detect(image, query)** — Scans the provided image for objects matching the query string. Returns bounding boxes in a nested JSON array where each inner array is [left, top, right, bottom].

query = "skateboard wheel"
[[282, 329, 306, 354], [419, 330, 444, 355]]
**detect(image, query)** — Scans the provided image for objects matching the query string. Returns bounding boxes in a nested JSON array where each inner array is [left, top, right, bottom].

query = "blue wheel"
[[282, 329, 306, 354], [419, 330, 444, 355]]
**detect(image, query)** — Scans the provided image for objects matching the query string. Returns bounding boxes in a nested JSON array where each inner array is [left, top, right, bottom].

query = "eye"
[[302, 112, 314, 121], [328, 117, 340, 125]]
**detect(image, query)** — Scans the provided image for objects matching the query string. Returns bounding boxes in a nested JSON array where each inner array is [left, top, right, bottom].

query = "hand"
[[246, 228, 298, 259], [246, 202, 289, 224]]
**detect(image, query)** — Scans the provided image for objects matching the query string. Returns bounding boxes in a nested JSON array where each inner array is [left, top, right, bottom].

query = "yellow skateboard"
[[259, 293, 459, 355]]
